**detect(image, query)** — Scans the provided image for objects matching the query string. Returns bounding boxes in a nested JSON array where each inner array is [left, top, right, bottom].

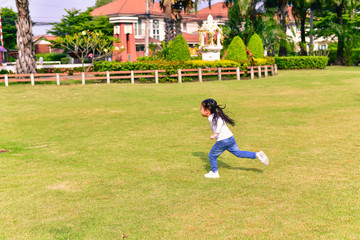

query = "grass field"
[[0, 66, 359, 239]]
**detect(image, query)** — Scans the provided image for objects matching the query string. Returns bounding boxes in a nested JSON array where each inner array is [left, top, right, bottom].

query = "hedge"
[[275, 56, 329, 69], [328, 48, 360, 65], [35, 53, 67, 62]]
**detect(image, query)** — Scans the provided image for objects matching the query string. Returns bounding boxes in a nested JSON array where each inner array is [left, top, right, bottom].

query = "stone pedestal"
[[202, 46, 223, 61]]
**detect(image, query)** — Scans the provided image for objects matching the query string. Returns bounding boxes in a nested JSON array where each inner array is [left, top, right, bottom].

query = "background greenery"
[[0, 67, 359, 239]]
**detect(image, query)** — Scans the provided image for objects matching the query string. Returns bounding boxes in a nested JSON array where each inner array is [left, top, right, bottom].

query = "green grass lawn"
[[0, 66, 359, 239]]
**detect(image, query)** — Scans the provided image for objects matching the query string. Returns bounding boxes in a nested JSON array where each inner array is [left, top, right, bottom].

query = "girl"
[[200, 99, 269, 178]]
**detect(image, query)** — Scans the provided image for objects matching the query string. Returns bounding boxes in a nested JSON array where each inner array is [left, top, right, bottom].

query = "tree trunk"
[[278, 0, 288, 56], [15, 0, 36, 74], [175, 14, 182, 37], [335, 1, 345, 65], [164, 0, 175, 47], [164, 17, 175, 46], [300, 16, 307, 56], [249, 0, 257, 26]]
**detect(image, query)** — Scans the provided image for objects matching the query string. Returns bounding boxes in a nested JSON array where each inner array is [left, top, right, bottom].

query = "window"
[[134, 20, 142, 36], [136, 45, 145, 52], [153, 19, 160, 40]]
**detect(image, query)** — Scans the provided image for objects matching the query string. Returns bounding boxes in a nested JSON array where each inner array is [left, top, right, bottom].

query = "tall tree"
[[15, 0, 36, 74], [265, 0, 289, 56], [290, 0, 315, 55], [314, 0, 358, 65], [156, 0, 203, 46], [0, 7, 17, 50]]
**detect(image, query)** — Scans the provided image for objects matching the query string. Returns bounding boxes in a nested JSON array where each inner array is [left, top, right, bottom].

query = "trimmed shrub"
[[35, 52, 66, 62], [275, 56, 329, 69], [166, 35, 191, 61], [247, 33, 264, 58], [225, 36, 247, 61], [253, 57, 275, 66]]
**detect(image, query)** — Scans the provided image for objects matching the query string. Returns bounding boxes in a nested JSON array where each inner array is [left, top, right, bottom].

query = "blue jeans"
[[209, 136, 256, 172]]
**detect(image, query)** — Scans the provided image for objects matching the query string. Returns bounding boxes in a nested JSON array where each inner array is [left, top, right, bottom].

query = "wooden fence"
[[0, 65, 277, 87]]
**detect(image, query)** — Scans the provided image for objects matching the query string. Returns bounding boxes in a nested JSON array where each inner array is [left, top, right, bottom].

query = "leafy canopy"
[[0, 7, 17, 49], [48, 8, 113, 37]]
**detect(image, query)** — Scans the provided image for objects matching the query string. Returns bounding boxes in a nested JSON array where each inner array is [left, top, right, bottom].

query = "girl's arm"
[[210, 133, 219, 140], [210, 118, 223, 140]]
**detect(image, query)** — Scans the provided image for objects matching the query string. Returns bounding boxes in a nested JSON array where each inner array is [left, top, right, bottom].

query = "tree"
[[48, 8, 113, 37], [290, 0, 315, 55], [1, 7, 17, 50], [52, 30, 123, 72], [156, 0, 203, 46], [314, 9, 360, 65], [94, 0, 115, 8], [15, 0, 36, 74], [314, 0, 358, 65], [264, 0, 289, 56]]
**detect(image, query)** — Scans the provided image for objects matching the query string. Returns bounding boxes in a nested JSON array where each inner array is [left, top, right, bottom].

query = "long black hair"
[[201, 99, 235, 126]]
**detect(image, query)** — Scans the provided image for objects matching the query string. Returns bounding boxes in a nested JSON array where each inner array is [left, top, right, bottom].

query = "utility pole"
[[145, 0, 150, 57]]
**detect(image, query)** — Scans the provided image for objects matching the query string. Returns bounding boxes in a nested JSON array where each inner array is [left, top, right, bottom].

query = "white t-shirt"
[[208, 113, 233, 141]]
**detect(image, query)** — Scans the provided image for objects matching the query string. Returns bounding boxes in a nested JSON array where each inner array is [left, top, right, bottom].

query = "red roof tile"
[[182, 33, 199, 43], [92, 0, 164, 16]]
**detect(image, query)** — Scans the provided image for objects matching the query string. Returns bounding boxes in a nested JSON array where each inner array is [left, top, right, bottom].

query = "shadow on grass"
[[193, 152, 263, 173]]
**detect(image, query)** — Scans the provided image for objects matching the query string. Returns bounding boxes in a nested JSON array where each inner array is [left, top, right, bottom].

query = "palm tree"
[[290, 0, 315, 55], [264, 0, 289, 56], [156, 0, 203, 46], [15, 0, 36, 74]]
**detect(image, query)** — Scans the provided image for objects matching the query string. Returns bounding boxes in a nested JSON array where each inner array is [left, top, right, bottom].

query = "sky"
[[0, 0, 223, 35]]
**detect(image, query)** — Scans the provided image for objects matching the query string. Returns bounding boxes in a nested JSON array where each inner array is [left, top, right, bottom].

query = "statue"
[[198, 14, 223, 61]]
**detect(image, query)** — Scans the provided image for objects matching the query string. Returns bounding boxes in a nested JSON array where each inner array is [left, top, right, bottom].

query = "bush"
[[61, 57, 72, 64], [253, 57, 275, 66], [225, 36, 247, 61], [247, 33, 264, 58], [166, 35, 191, 61], [351, 49, 360, 65], [35, 52, 66, 62], [275, 56, 329, 69]]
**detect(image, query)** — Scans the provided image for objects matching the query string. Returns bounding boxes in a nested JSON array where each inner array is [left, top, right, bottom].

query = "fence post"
[[131, 70, 134, 84], [258, 66, 261, 78], [82, 72, 85, 85], [56, 73, 60, 85], [5, 74, 9, 87], [30, 73, 35, 86], [236, 67, 240, 80], [178, 69, 182, 83], [218, 67, 222, 81], [198, 68, 202, 83], [274, 64, 278, 75], [264, 66, 268, 77], [271, 65, 274, 76], [251, 66, 254, 80], [106, 71, 110, 84], [155, 70, 159, 84]]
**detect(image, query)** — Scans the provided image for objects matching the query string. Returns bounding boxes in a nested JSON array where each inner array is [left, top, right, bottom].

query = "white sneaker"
[[204, 171, 220, 178], [257, 151, 269, 165]]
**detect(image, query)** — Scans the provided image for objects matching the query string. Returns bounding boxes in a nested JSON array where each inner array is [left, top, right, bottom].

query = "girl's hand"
[[210, 133, 218, 140]]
